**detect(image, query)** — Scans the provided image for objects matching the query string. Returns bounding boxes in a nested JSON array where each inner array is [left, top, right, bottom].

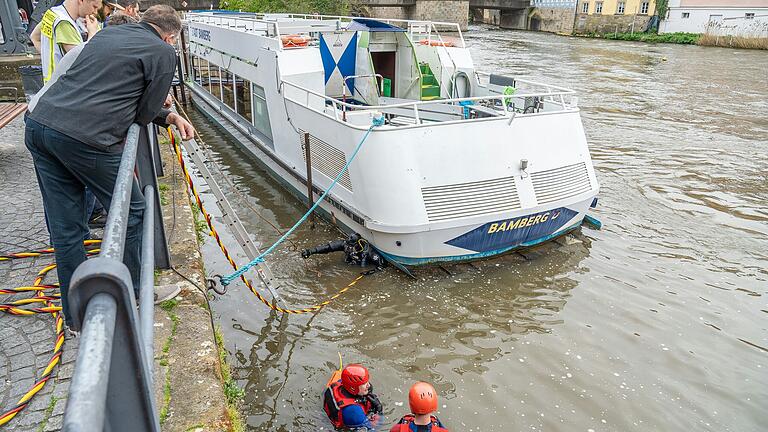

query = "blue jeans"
[[24, 118, 144, 327]]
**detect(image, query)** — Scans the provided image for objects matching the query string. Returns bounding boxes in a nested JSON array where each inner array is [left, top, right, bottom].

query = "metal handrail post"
[[136, 125, 171, 269], [139, 185, 156, 375], [149, 124, 164, 178], [101, 124, 141, 261], [62, 293, 117, 431]]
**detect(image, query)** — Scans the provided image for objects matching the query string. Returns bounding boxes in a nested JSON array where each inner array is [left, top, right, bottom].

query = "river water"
[[188, 26, 768, 432]]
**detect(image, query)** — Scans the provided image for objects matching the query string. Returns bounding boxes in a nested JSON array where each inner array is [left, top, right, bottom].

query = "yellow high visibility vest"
[[39, 5, 84, 83]]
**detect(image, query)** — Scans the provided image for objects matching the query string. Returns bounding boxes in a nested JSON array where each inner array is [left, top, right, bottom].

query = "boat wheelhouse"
[[183, 12, 600, 266]]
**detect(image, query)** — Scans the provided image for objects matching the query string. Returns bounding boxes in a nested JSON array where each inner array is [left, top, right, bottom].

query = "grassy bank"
[[578, 31, 700, 44], [698, 33, 768, 49], [577, 31, 767, 49]]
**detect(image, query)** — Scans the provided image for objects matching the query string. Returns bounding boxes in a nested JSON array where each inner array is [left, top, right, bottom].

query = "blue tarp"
[[346, 18, 406, 32]]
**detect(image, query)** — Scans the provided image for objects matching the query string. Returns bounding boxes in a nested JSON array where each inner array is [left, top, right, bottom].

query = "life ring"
[[281, 34, 310, 48], [419, 39, 454, 47]]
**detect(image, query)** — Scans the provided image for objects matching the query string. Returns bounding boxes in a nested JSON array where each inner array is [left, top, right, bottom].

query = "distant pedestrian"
[[107, 12, 138, 26], [25, 4, 194, 328], [30, 0, 101, 83], [113, 0, 140, 17], [390, 382, 449, 432]]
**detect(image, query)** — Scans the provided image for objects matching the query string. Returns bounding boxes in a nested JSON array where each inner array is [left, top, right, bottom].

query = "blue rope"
[[219, 116, 384, 286]]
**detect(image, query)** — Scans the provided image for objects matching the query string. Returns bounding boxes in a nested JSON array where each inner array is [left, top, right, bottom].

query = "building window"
[[252, 85, 272, 140], [595, 2, 603, 14], [640, 1, 649, 14], [582, 1, 589, 13], [682, 12, 690, 18], [234, 76, 253, 123], [617, 1, 625, 14], [745, 13, 755, 19]]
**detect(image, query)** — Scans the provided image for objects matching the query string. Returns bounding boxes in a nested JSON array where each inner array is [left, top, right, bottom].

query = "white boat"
[[183, 12, 600, 266]]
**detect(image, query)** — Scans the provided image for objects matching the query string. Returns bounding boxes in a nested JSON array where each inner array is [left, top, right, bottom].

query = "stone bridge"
[[358, 0, 531, 30]]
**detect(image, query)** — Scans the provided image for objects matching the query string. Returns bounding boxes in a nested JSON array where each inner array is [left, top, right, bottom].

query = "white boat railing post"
[[413, 105, 421, 124]]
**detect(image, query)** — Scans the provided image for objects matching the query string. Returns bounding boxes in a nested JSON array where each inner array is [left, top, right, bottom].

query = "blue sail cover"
[[346, 18, 406, 32]]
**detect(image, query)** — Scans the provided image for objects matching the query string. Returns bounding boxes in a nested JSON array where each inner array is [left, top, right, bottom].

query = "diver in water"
[[389, 382, 448, 432], [323, 364, 384, 430]]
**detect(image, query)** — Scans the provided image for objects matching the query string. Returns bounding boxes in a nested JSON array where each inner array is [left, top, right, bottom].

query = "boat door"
[[370, 51, 395, 97]]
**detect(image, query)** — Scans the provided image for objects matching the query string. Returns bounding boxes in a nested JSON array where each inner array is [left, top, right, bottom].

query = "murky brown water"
[[188, 26, 768, 432]]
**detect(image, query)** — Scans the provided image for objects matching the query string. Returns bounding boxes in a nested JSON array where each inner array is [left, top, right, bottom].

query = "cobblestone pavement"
[[0, 117, 77, 432]]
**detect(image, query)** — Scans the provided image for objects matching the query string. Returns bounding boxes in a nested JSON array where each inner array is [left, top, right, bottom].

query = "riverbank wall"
[[152, 127, 237, 431]]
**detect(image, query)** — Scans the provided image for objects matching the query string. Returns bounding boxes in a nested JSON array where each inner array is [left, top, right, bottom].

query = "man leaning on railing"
[[24, 4, 194, 333]]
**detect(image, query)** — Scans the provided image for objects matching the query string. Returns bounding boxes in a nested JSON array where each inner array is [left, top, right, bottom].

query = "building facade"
[[529, 0, 579, 34], [573, 0, 657, 33], [659, 0, 768, 36]]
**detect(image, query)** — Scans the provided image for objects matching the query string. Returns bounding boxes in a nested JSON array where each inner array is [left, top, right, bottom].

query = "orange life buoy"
[[419, 39, 454, 47], [281, 34, 310, 48]]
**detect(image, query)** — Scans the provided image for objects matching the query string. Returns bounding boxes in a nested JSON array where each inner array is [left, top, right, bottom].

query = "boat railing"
[[186, 11, 466, 49], [281, 79, 578, 130], [187, 12, 283, 38]]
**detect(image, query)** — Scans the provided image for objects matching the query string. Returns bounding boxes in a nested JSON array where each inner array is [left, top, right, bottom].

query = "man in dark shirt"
[[25, 4, 194, 328]]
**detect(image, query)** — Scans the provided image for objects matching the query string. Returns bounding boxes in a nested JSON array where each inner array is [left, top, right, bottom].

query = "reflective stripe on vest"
[[39, 5, 83, 83]]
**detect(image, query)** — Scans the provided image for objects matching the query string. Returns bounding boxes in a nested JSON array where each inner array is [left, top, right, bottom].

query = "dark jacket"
[[29, 22, 174, 149]]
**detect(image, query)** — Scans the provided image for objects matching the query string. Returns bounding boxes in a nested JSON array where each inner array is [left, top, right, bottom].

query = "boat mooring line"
[[168, 125, 376, 314], [215, 116, 385, 286]]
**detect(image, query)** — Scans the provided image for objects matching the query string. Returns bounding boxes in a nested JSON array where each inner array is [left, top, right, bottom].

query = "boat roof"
[[346, 18, 406, 32]]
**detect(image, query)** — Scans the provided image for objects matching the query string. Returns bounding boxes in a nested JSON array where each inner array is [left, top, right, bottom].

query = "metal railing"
[[281, 78, 578, 130], [63, 124, 170, 432], [186, 11, 466, 49]]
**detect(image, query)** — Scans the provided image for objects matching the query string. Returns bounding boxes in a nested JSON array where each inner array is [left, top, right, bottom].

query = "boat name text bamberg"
[[487, 210, 561, 234], [191, 27, 211, 42]]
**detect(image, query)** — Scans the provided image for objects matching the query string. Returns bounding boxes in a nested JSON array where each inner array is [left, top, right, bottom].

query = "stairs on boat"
[[420, 63, 441, 101]]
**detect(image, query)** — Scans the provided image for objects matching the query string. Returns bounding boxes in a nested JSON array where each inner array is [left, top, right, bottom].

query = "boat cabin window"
[[208, 64, 223, 101], [252, 84, 272, 140], [191, 55, 209, 87], [235, 75, 253, 123], [222, 70, 236, 112]]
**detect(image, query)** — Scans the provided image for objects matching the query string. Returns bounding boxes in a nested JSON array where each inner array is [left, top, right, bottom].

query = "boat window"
[[252, 84, 272, 140], [235, 75, 253, 123], [197, 58, 210, 87], [208, 64, 223, 101], [191, 55, 202, 86], [222, 70, 235, 111]]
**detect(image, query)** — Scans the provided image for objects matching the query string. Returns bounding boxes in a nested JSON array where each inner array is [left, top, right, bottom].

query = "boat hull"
[[189, 84, 597, 266]]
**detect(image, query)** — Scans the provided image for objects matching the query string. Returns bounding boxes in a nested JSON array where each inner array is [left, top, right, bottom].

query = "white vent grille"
[[299, 130, 353, 191], [531, 162, 591, 205], [422, 177, 521, 222]]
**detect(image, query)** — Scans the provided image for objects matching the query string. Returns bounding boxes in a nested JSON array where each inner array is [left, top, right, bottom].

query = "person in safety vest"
[[390, 382, 448, 432], [323, 364, 384, 430], [30, 0, 102, 83]]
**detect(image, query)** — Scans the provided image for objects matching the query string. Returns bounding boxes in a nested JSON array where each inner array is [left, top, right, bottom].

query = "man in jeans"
[[25, 5, 194, 328]]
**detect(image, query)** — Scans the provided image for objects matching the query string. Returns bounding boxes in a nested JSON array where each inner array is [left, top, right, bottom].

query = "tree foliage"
[[223, 0, 350, 15]]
